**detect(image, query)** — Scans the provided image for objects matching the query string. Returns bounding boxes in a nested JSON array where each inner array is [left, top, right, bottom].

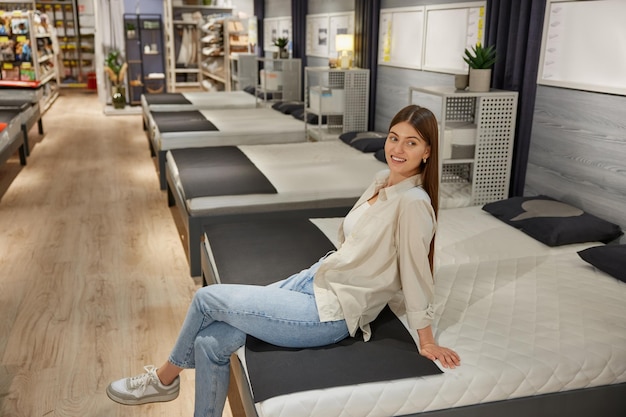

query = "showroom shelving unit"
[[409, 85, 518, 206], [0, 8, 60, 109], [304, 67, 369, 141], [35, 0, 90, 87], [163, 0, 233, 91], [124, 13, 166, 105]]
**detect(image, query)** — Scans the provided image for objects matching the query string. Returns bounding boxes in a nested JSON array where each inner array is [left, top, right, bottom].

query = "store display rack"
[[409, 85, 518, 206], [0, 8, 60, 108], [163, 0, 233, 91], [304, 67, 369, 141]]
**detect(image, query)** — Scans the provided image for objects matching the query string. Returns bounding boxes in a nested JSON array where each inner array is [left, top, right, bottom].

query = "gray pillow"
[[482, 196, 623, 246], [578, 245, 626, 283], [339, 131, 387, 152]]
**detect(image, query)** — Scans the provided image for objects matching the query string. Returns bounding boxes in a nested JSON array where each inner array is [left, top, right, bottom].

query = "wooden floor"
[[0, 93, 234, 417]]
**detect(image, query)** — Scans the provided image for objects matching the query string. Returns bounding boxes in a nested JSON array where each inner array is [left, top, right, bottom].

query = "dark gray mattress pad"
[[203, 218, 442, 403], [0, 100, 30, 111], [169, 146, 277, 199], [152, 110, 218, 133], [0, 109, 23, 123], [144, 93, 192, 105]]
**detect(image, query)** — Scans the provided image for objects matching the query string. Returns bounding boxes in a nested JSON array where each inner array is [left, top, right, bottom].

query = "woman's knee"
[[194, 322, 246, 365]]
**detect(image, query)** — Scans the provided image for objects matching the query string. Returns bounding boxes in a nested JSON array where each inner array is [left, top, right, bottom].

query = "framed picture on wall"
[[306, 13, 330, 58], [422, 2, 485, 74], [538, 0, 626, 96], [264, 16, 291, 53], [328, 12, 354, 58], [378, 6, 425, 69]]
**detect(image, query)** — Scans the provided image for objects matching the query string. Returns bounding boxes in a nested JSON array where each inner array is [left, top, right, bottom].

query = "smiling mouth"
[[390, 155, 406, 162]]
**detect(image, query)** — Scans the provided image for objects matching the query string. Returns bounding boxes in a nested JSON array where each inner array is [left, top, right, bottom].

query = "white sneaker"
[[106, 365, 180, 405]]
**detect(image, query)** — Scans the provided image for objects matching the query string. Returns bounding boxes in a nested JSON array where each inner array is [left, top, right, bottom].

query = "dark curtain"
[[291, 0, 308, 97], [486, 0, 546, 196], [253, 0, 264, 57], [354, 0, 381, 131]]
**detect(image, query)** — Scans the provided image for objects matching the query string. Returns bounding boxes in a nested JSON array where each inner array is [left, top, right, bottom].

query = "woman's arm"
[[417, 325, 461, 369]]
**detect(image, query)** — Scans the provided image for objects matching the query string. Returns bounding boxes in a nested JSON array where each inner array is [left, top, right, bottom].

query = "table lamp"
[[335, 34, 354, 69]]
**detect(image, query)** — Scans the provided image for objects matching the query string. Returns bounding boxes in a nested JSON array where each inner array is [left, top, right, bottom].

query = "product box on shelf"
[[442, 121, 477, 159], [260, 69, 282, 91], [309, 86, 344, 114]]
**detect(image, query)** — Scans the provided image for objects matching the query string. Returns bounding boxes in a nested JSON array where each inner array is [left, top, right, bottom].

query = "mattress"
[[166, 140, 386, 214], [235, 248, 626, 417], [203, 211, 625, 417], [141, 90, 257, 112], [150, 107, 307, 152], [141, 91, 258, 133], [306, 206, 601, 271], [199, 210, 626, 417]]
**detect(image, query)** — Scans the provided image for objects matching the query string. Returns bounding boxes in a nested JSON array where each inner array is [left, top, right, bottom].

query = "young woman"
[[107, 104, 461, 416]]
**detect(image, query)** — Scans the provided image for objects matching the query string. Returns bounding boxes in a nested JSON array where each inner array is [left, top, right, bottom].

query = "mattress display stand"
[[256, 57, 302, 104], [305, 67, 369, 141], [410, 85, 518, 206]]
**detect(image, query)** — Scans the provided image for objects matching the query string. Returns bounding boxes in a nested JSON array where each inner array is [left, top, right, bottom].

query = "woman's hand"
[[419, 343, 461, 369]]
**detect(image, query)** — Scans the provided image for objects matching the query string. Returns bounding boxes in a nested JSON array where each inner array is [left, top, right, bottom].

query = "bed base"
[[227, 354, 626, 417], [166, 165, 355, 277], [20, 103, 43, 156], [0, 126, 27, 168]]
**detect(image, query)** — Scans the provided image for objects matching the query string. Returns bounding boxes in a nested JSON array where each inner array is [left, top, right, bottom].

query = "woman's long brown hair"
[[388, 105, 440, 272]]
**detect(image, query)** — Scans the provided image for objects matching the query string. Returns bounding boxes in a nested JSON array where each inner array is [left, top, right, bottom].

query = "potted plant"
[[273, 37, 289, 59], [126, 22, 136, 39], [104, 50, 128, 109], [463, 42, 496, 92]]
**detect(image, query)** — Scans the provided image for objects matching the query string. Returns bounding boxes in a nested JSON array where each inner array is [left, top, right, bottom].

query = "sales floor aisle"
[[0, 93, 235, 417]]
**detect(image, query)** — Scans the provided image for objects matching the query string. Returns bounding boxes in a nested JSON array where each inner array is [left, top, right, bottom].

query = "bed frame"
[[0, 112, 27, 168], [166, 163, 356, 277]]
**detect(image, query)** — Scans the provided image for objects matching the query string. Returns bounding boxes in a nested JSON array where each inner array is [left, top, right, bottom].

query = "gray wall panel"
[[374, 66, 452, 131], [525, 86, 626, 235], [265, 0, 291, 18], [308, 0, 355, 14]]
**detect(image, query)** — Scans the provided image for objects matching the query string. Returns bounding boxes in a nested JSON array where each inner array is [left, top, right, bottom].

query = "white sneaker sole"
[[106, 384, 179, 405]]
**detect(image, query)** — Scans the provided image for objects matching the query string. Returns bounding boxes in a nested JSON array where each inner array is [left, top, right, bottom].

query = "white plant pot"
[[468, 68, 492, 92]]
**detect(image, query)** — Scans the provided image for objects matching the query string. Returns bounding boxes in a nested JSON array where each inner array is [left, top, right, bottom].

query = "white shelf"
[[304, 67, 370, 139], [409, 85, 518, 206]]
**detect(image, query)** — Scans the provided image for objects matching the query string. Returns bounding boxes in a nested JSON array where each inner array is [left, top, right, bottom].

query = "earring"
[[423, 158, 427, 164]]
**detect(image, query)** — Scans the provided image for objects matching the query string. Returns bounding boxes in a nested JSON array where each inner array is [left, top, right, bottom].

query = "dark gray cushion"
[[339, 131, 387, 152], [374, 148, 386, 163], [482, 195, 623, 246], [578, 244, 626, 282]]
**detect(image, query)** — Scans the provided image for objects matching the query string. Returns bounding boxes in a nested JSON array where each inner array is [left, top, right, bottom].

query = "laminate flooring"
[[0, 93, 234, 417]]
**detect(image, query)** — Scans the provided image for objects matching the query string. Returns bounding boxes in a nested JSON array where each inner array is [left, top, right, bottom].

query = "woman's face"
[[384, 121, 431, 181]]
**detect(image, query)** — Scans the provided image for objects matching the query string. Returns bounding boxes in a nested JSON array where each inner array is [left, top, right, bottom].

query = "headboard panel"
[[525, 86, 626, 240]]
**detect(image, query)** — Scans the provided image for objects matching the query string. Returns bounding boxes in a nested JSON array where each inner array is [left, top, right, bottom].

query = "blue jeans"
[[168, 258, 349, 417]]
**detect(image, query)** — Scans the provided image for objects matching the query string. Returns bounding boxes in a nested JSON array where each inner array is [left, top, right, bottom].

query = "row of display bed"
[[0, 86, 45, 171], [141, 90, 626, 417]]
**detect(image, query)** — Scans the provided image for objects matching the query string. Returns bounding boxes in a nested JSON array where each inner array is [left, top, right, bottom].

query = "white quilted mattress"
[[150, 107, 307, 152], [230, 208, 626, 417], [167, 141, 386, 214], [140, 90, 257, 114], [309, 206, 600, 269], [142, 91, 259, 134]]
